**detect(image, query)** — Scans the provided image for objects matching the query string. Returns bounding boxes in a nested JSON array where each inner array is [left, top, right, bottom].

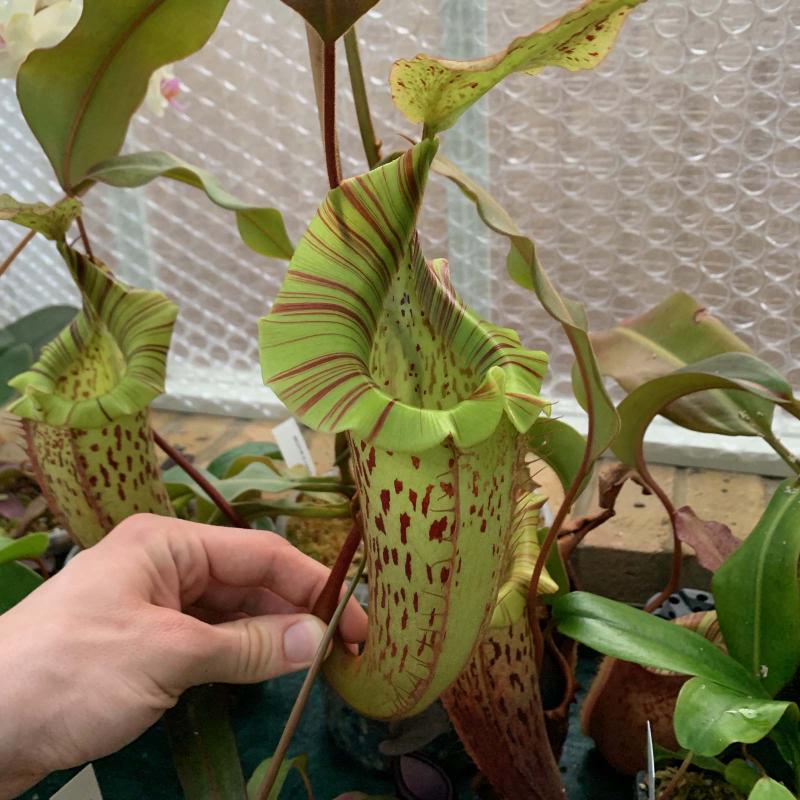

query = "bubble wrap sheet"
[[1, 0, 798, 471]]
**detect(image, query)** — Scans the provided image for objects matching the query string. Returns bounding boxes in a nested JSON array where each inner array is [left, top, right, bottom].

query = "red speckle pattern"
[[441, 615, 564, 799], [330, 417, 525, 718], [24, 410, 173, 548]]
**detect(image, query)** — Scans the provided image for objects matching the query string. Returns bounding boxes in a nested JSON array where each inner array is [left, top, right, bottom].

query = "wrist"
[[0, 610, 52, 796]]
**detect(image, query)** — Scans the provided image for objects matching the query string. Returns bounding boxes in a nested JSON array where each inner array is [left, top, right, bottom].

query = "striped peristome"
[[260, 140, 555, 720], [9, 246, 176, 547]]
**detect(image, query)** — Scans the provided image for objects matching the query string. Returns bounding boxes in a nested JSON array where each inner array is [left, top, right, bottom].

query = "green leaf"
[[713, 479, 800, 696], [0, 533, 49, 566], [164, 684, 247, 800], [222, 498, 351, 525], [259, 140, 548, 452], [527, 417, 587, 496], [0, 561, 43, 614], [613, 353, 800, 470], [207, 441, 284, 479], [246, 753, 310, 800], [768, 716, 800, 779], [433, 152, 619, 467], [16, 0, 229, 191], [391, 0, 643, 134], [85, 152, 294, 260], [163, 462, 347, 512], [724, 759, 761, 795], [749, 778, 796, 800], [4, 305, 79, 356], [163, 463, 291, 504], [278, 0, 379, 42], [674, 678, 792, 757], [552, 591, 762, 695], [0, 343, 33, 405], [590, 291, 775, 436], [1, 305, 78, 405], [0, 194, 82, 240]]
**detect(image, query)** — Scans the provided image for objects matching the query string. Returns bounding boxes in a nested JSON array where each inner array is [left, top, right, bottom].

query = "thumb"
[[196, 613, 328, 685]]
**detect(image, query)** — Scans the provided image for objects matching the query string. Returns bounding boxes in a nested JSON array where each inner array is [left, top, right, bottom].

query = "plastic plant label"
[[273, 417, 316, 475], [51, 765, 103, 800]]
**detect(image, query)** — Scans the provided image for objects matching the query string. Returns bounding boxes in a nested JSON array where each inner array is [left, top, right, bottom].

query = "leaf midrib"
[[63, 0, 166, 190], [747, 493, 793, 685]]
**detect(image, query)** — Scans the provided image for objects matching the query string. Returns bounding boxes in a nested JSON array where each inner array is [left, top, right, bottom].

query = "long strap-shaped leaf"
[[259, 140, 548, 453], [85, 152, 294, 260]]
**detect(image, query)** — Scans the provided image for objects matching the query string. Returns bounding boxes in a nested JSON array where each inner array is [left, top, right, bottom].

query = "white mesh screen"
[[1, 0, 799, 435]]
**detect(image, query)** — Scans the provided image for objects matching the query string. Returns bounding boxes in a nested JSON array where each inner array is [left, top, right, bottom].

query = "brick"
[[677, 467, 767, 590], [678, 467, 765, 541], [571, 464, 676, 603]]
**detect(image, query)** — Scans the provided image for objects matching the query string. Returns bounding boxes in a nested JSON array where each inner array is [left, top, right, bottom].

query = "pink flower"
[[144, 64, 186, 116]]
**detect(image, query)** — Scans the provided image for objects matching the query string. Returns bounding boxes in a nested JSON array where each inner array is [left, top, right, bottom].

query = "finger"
[[194, 581, 366, 643], [186, 613, 328, 685], [186, 607, 247, 624], [163, 518, 367, 643], [193, 583, 301, 618]]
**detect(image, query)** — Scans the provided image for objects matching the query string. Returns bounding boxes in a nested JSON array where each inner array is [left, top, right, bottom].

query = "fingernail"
[[283, 619, 324, 664]]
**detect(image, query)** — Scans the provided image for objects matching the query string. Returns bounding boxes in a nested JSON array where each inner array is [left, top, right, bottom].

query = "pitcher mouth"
[[9, 245, 177, 429], [260, 139, 549, 452]]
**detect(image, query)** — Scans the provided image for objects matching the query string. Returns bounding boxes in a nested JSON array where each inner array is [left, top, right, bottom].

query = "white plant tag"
[[273, 417, 316, 476], [51, 765, 103, 800]]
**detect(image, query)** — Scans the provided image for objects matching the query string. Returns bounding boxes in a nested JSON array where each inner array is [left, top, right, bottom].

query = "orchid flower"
[[0, 0, 82, 79], [144, 64, 185, 117]]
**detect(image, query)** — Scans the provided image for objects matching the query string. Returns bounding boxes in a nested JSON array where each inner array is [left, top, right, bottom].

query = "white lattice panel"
[[1, 0, 799, 468]]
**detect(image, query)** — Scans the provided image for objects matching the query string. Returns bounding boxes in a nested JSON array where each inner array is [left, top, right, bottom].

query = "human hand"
[[0, 514, 366, 798]]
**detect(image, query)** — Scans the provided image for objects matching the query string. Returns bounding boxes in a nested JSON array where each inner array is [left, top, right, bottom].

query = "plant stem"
[[312, 34, 352, 481], [334, 431, 354, 485], [0, 229, 36, 279], [256, 552, 366, 800], [76, 216, 94, 260], [323, 40, 341, 189], [639, 457, 681, 614], [528, 332, 594, 666], [152, 429, 250, 529], [657, 749, 692, 800], [343, 27, 381, 169], [311, 513, 362, 620], [762, 429, 800, 475]]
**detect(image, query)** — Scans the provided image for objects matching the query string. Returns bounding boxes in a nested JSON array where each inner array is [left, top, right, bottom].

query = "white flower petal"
[[29, 0, 81, 49]]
